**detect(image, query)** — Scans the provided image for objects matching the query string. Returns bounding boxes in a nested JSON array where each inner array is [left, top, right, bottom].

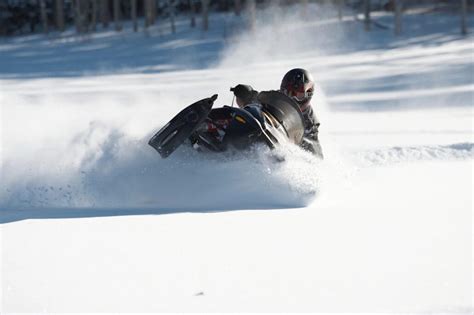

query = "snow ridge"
[[355, 142, 474, 166]]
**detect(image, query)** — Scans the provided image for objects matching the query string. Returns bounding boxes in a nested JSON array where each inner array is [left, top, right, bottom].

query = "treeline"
[[0, 0, 377, 36], [359, 0, 471, 35], [0, 0, 471, 37], [1, 0, 289, 36], [0, 0, 220, 36]]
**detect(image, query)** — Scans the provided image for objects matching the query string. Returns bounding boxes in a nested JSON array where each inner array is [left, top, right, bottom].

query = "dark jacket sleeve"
[[300, 106, 323, 159]]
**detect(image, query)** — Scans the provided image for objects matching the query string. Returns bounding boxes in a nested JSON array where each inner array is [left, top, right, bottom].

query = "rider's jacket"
[[300, 104, 323, 158]]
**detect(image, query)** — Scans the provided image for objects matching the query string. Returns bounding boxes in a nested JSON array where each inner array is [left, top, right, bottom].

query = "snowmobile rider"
[[232, 68, 323, 158]]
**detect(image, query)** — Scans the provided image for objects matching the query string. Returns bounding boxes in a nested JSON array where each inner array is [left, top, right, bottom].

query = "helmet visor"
[[288, 88, 313, 103]]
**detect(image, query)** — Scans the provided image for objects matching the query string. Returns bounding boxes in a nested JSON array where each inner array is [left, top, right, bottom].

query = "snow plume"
[[218, 2, 347, 71], [0, 83, 324, 210], [77, 143, 323, 210], [216, 2, 346, 111], [0, 128, 322, 210]]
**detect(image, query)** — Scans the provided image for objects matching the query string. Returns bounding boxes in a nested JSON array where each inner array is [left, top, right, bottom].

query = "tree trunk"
[[39, 0, 49, 34], [101, 0, 110, 28], [364, 0, 371, 31], [338, 0, 343, 21], [55, 0, 64, 32], [91, 0, 97, 32], [189, 0, 196, 27], [394, 0, 402, 35], [234, 0, 242, 16], [150, 0, 157, 25], [300, 0, 308, 19], [144, 0, 151, 28], [145, 0, 156, 28], [461, 0, 468, 35], [114, 0, 122, 31], [74, 0, 82, 33], [82, 0, 90, 33], [169, 0, 176, 34], [131, 0, 137, 32], [202, 0, 209, 31], [247, 0, 256, 32]]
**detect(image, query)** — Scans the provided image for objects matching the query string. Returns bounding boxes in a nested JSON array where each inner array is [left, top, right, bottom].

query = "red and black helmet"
[[280, 68, 315, 110]]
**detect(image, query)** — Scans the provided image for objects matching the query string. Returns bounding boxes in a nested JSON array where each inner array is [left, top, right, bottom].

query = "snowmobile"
[[148, 90, 305, 158]]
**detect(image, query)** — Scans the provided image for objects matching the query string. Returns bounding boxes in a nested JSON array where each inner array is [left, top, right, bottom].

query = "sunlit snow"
[[0, 3, 472, 313]]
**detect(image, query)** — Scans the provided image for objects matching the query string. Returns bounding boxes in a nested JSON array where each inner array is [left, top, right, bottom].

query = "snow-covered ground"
[[1, 4, 473, 313]]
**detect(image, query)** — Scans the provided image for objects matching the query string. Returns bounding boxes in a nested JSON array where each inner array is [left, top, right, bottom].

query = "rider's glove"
[[230, 84, 257, 105]]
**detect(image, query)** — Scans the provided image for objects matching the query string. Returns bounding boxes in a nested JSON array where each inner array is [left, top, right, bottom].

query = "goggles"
[[289, 88, 314, 102]]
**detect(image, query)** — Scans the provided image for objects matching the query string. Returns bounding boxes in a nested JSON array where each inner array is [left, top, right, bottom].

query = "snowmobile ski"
[[148, 95, 218, 158]]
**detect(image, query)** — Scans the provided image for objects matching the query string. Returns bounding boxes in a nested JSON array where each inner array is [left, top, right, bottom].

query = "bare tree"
[[337, 0, 343, 21], [247, 0, 256, 32], [39, 0, 49, 34], [189, 0, 196, 27], [168, 0, 176, 34], [72, 0, 90, 34], [461, 0, 468, 35], [74, 0, 82, 33], [145, 0, 155, 28], [364, 0, 371, 31], [144, 0, 150, 28], [101, 0, 110, 28], [394, 0, 402, 35], [82, 1, 90, 33], [150, 0, 157, 25], [300, 0, 308, 19], [91, 0, 98, 32], [131, 0, 138, 32], [202, 0, 209, 31], [114, 0, 122, 31], [234, 0, 242, 16], [55, 0, 64, 32]]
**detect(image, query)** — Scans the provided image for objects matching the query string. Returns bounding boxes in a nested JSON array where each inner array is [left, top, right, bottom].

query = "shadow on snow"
[[0, 204, 301, 224]]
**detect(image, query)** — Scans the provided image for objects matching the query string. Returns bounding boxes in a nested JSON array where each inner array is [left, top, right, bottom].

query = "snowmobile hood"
[[257, 90, 305, 145]]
